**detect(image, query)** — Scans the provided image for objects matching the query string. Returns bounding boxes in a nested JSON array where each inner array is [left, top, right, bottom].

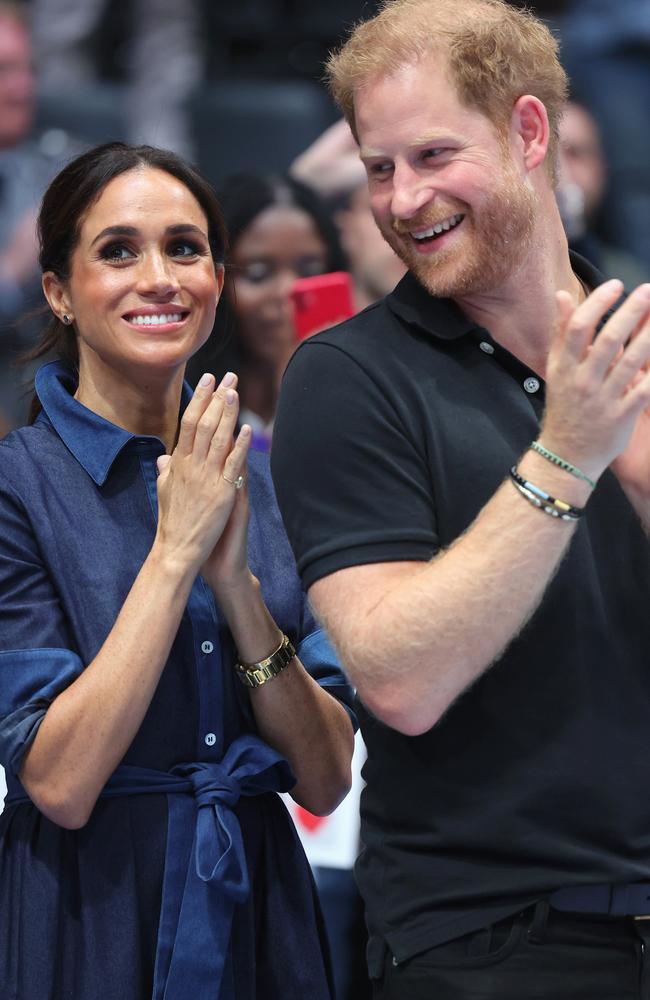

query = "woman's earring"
[[62, 314, 72, 325]]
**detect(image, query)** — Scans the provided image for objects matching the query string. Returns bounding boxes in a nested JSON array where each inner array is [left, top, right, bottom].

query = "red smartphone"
[[291, 271, 355, 342]]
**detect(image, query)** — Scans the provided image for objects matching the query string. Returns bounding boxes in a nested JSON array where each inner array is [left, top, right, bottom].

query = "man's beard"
[[380, 166, 537, 299]]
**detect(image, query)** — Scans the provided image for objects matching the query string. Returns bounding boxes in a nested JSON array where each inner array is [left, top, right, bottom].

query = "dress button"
[[479, 341, 494, 355], [523, 377, 540, 393], [204, 733, 216, 747], [201, 640, 214, 654]]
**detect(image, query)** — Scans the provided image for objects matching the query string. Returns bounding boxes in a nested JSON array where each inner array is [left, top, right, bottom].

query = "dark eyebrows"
[[90, 223, 208, 247], [166, 224, 207, 239], [90, 225, 138, 247]]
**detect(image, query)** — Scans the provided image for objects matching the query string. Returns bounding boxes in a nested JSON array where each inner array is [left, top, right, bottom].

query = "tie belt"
[[6, 734, 296, 1000], [550, 883, 650, 918]]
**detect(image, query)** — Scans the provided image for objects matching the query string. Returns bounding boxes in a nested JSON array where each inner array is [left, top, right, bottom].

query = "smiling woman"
[[40, 164, 223, 427], [0, 143, 355, 1000]]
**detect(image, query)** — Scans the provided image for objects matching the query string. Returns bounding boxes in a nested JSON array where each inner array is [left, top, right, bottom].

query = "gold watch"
[[234, 633, 296, 688]]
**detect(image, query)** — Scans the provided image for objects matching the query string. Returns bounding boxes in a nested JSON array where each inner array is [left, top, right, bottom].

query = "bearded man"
[[271, 1, 650, 997]]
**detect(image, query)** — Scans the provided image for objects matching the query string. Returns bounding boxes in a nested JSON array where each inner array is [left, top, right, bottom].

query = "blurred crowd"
[[0, 0, 649, 994], [1, 0, 649, 436]]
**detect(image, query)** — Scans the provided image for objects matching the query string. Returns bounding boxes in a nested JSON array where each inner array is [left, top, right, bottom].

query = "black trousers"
[[372, 903, 650, 1000]]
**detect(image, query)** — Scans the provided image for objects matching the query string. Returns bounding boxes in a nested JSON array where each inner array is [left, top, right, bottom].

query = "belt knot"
[[181, 761, 241, 810]]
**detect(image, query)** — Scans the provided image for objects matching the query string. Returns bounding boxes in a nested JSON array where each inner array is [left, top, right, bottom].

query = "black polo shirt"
[[271, 255, 650, 970]]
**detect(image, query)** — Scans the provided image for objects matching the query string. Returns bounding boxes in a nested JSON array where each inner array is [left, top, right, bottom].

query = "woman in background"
[[0, 142, 355, 1000], [188, 174, 346, 451]]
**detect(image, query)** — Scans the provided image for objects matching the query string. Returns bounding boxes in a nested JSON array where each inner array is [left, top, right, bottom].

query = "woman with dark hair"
[[0, 142, 355, 1000], [188, 174, 347, 451]]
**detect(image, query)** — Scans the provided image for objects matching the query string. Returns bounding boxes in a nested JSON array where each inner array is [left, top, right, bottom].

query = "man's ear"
[[42, 271, 73, 324], [511, 94, 550, 174]]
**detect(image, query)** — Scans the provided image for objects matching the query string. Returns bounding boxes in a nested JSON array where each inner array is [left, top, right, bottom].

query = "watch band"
[[234, 633, 296, 688]]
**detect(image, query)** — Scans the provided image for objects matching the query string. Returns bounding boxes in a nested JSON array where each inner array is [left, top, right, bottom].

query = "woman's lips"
[[122, 309, 189, 329]]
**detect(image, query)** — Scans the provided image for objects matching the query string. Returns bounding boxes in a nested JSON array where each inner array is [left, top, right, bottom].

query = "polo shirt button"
[[523, 377, 540, 393], [201, 640, 214, 654], [204, 732, 216, 746], [479, 341, 494, 355]]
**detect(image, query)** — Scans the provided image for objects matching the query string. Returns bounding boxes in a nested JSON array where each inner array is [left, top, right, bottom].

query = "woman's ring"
[[223, 473, 245, 490]]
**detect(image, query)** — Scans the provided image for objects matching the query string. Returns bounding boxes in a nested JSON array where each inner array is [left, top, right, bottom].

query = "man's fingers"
[[607, 313, 650, 398], [588, 284, 650, 382], [619, 366, 650, 422], [559, 279, 624, 362], [554, 290, 576, 343]]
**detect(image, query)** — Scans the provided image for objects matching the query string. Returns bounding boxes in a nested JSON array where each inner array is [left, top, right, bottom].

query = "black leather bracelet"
[[510, 466, 584, 520]]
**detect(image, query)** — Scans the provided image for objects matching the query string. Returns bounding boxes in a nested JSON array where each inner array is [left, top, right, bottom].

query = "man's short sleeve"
[[271, 337, 438, 589]]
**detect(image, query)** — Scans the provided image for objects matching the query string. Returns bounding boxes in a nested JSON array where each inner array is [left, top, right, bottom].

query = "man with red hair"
[[272, 1, 650, 996]]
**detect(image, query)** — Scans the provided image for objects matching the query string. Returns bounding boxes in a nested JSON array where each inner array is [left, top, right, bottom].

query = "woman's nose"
[[136, 253, 181, 297]]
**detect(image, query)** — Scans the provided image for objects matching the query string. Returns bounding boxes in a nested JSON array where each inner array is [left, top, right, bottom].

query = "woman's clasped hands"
[[154, 371, 252, 587]]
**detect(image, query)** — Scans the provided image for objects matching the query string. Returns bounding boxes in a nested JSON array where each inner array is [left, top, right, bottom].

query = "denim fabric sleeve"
[[296, 608, 358, 732], [0, 475, 83, 776]]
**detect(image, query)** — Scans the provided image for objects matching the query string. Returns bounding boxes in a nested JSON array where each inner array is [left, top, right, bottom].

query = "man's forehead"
[[354, 63, 486, 159], [353, 53, 462, 127]]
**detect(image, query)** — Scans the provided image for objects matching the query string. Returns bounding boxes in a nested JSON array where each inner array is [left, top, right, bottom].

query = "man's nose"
[[390, 163, 434, 221]]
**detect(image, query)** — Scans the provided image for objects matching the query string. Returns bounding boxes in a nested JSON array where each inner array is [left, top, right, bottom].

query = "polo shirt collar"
[[569, 250, 607, 293], [387, 271, 474, 340], [386, 250, 607, 340], [35, 360, 191, 486]]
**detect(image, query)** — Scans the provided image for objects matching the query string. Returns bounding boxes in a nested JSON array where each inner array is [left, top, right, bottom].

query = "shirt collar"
[[387, 271, 475, 340], [386, 250, 607, 340], [35, 360, 192, 486], [569, 249, 607, 294]]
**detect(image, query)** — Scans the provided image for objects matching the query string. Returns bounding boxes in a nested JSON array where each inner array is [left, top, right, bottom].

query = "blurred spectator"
[[0, 3, 40, 322], [556, 100, 648, 287], [335, 182, 407, 310], [187, 174, 346, 452], [31, 0, 202, 157], [0, 1, 80, 428], [291, 119, 406, 310], [558, 0, 650, 270], [510, 1, 650, 271]]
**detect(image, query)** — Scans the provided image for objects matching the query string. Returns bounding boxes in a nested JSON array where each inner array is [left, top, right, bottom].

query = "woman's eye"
[[241, 262, 273, 283], [169, 241, 201, 258], [100, 243, 135, 261], [297, 257, 327, 278]]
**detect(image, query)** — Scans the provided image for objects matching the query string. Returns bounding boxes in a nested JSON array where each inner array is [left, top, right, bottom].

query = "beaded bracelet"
[[509, 467, 585, 521], [530, 441, 596, 490]]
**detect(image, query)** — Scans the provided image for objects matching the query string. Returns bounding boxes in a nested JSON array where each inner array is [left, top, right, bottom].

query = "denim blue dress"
[[0, 361, 354, 1000]]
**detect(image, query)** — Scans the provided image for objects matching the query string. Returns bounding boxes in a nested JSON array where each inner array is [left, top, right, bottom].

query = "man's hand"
[[541, 280, 650, 485]]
